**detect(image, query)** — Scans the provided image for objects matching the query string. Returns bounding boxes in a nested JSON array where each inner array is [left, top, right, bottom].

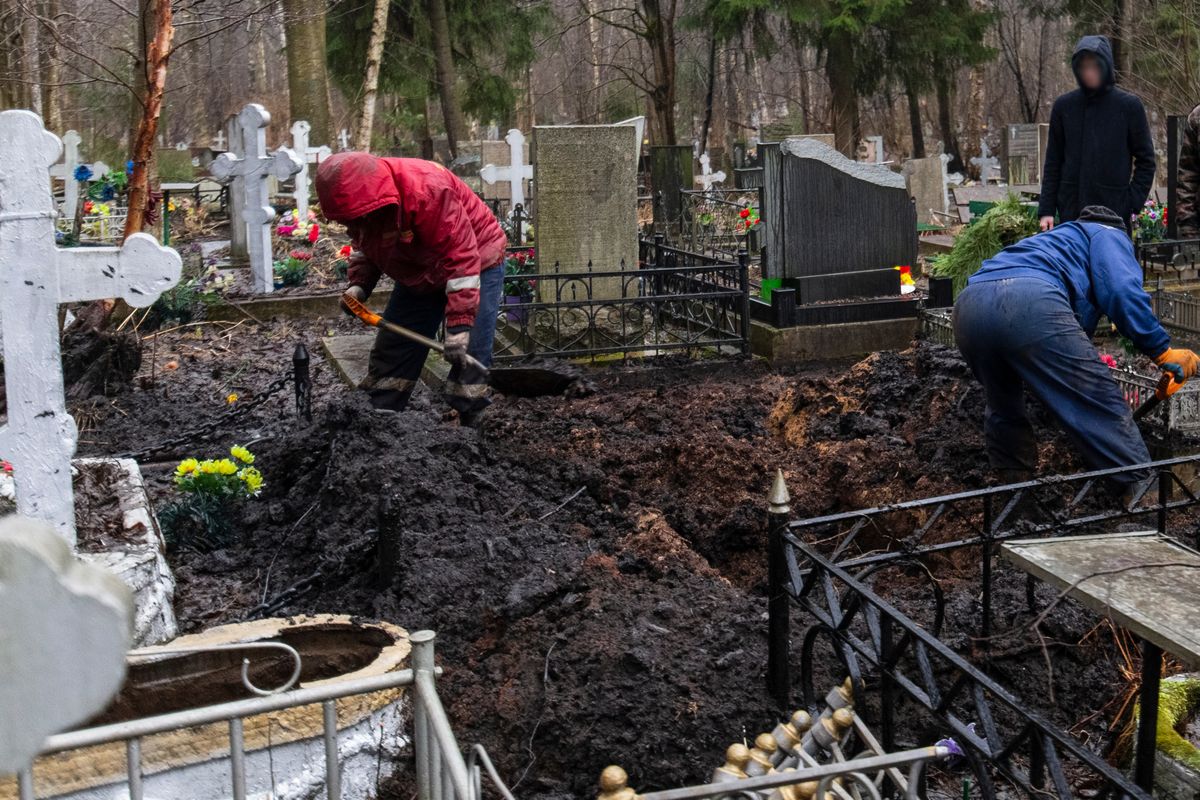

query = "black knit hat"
[[1078, 205, 1126, 228]]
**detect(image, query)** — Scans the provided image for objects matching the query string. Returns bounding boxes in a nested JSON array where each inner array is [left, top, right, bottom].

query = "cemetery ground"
[[62, 311, 1176, 798]]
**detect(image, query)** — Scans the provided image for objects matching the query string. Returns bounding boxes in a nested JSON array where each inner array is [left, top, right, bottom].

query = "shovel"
[[342, 293, 580, 398], [1133, 371, 1183, 421]]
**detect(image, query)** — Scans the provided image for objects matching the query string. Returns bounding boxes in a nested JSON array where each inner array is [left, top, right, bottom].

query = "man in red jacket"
[[315, 152, 508, 420]]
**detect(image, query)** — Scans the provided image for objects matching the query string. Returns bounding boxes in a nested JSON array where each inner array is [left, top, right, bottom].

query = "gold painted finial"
[[713, 743, 751, 782], [598, 766, 637, 800]]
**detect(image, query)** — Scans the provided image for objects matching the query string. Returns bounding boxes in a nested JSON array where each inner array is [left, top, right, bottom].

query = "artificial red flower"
[[289, 249, 313, 261], [339, 245, 352, 258], [1, 460, 12, 473], [739, 208, 751, 219], [308, 223, 320, 244], [1100, 353, 1118, 368], [83, 200, 94, 214]]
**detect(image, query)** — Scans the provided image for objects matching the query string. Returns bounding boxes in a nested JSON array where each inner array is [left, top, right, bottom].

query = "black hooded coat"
[[1037, 35, 1156, 224]]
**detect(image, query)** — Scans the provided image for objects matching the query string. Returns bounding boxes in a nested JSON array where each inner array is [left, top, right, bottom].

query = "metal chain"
[[113, 370, 294, 461]]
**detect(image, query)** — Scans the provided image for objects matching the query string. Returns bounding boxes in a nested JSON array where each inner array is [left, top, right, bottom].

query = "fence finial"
[[597, 765, 637, 800], [769, 469, 791, 514]]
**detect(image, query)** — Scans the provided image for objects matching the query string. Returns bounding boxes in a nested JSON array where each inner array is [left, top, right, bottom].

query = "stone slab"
[[533, 124, 638, 300], [1002, 531, 1200, 666], [749, 316, 919, 365], [1004, 122, 1049, 185], [783, 268, 901, 305], [903, 155, 948, 225], [321, 335, 448, 393], [648, 145, 693, 225]]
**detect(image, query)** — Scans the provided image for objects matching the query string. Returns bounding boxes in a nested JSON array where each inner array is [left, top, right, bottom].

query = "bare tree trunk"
[[584, 0, 603, 121], [935, 73, 963, 172], [641, 0, 677, 145], [426, 0, 464, 158], [905, 80, 925, 158], [0, 0, 30, 109], [1111, 0, 1130, 79], [125, 0, 172, 240], [38, 0, 60, 130], [282, 0, 334, 145], [826, 30, 859, 156], [421, 92, 435, 159], [699, 31, 716, 155], [353, 0, 390, 151], [723, 45, 740, 151], [22, 9, 40, 113]]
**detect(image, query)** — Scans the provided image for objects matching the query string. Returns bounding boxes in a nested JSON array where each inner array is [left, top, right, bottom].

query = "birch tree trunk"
[[426, 0, 465, 158], [124, 0, 173, 239], [353, 0, 390, 151]]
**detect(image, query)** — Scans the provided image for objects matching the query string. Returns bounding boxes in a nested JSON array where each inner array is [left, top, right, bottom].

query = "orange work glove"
[[1154, 347, 1200, 383]]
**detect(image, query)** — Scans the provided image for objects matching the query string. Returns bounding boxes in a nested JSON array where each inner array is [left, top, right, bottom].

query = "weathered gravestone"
[[210, 104, 303, 293], [0, 515, 132, 773], [0, 110, 182, 544], [290, 120, 331, 222], [533, 124, 638, 301], [903, 154, 950, 225], [970, 138, 1001, 185], [648, 144, 693, 228], [1004, 123, 1049, 185], [479, 128, 532, 207], [763, 137, 914, 306], [222, 113, 247, 260]]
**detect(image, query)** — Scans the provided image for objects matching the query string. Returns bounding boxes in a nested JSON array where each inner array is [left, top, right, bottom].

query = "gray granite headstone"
[[735, 167, 763, 190], [767, 137, 916, 282], [902, 154, 949, 225], [533, 124, 638, 301], [1004, 123, 1049, 185]]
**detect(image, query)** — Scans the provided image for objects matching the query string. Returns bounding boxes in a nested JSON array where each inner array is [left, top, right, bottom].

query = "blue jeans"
[[362, 263, 504, 413], [954, 277, 1151, 486]]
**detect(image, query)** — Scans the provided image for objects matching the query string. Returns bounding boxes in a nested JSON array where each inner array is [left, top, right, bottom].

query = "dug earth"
[[93, 339, 1143, 798]]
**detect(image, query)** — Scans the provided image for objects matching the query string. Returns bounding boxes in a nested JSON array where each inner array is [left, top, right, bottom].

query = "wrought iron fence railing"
[[1138, 238, 1200, 282], [764, 457, 1200, 800], [493, 238, 749, 362], [676, 188, 762, 262], [10, 630, 514, 800]]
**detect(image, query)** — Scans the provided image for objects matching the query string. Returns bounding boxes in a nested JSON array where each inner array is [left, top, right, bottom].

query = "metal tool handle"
[[342, 292, 490, 374]]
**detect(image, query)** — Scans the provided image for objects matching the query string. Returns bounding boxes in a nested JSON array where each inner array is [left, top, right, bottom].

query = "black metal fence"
[[493, 237, 750, 362], [675, 188, 762, 261], [1138, 238, 1200, 283], [765, 456, 1200, 800]]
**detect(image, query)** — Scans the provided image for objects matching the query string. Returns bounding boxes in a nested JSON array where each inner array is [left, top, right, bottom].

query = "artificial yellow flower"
[[167, 200, 177, 212], [215, 459, 238, 476], [226, 393, 239, 404], [239, 467, 264, 494], [175, 458, 199, 477], [230, 445, 254, 464]]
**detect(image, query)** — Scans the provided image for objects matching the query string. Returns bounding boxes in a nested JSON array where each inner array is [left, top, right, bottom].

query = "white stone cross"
[[970, 139, 1001, 185], [289, 120, 332, 222], [0, 110, 182, 545], [210, 104, 303, 293], [47, 130, 97, 222], [213, 130, 226, 151], [338, 128, 350, 151], [695, 152, 727, 193], [480, 129, 532, 209]]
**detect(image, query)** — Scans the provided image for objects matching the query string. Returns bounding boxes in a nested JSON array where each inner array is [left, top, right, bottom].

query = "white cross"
[[289, 121, 331, 221], [0, 110, 182, 545], [213, 130, 226, 151], [211, 104, 303, 293], [47, 130, 84, 220], [695, 152, 727, 193], [480, 129, 532, 209], [970, 139, 1000, 185], [338, 129, 350, 151]]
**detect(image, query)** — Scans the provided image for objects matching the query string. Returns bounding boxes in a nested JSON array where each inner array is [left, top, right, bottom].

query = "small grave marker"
[[48, 130, 108, 222], [696, 152, 727, 193], [338, 128, 350, 151], [210, 104, 303, 293], [480, 128, 532, 208], [213, 129, 226, 151], [289, 120, 331, 222], [0, 110, 182, 544], [969, 139, 1001, 185]]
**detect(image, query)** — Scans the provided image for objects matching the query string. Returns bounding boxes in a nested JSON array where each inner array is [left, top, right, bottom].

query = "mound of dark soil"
[[151, 341, 1145, 799]]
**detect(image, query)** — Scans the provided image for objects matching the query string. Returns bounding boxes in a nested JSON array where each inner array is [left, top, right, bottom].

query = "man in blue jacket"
[[1038, 35, 1155, 231], [954, 206, 1200, 489]]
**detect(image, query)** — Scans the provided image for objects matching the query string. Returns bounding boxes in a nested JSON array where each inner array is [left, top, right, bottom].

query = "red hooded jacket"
[[316, 153, 507, 328]]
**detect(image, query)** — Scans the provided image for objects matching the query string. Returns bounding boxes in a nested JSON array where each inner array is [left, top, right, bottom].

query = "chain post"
[[293, 342, 312, 422]]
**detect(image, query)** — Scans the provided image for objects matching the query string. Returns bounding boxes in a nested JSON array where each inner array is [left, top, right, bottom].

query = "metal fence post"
[[737, 247, 751, 356], [161, 189, 171, 246], [293, 342, 312, 422], [767, 469, 792, 709], [980, 494, 993, 645], [411, 630, 436, 800], [1158, 468, 1171, 536]]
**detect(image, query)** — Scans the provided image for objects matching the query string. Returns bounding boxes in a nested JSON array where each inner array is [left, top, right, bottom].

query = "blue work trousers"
[[362, 263, 504, 414], [953, 277, 1151, 486]]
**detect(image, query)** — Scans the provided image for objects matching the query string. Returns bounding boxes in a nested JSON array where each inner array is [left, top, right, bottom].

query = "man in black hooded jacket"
[[1038, 35, 1156, 232]]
